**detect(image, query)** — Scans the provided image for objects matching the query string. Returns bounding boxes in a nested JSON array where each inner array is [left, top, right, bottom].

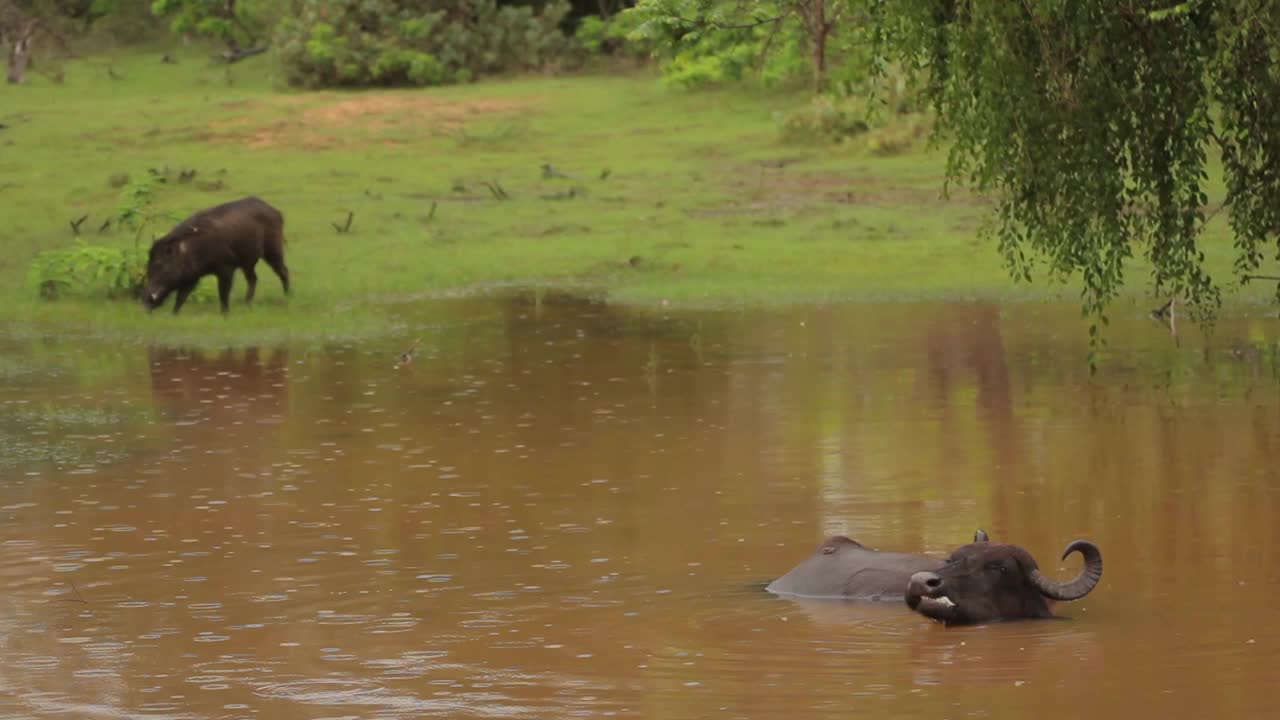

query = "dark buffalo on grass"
[[144, 196, 290, 315], [767, 532, 1102, 626]]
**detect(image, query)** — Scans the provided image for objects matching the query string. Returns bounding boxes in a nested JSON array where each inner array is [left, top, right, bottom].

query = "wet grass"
[[0, 48, 1269, 345]]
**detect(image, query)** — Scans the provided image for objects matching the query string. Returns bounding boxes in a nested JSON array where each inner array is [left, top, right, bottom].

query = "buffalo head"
[[143, 234, 192, 311], [905, 539, 1102, 625]]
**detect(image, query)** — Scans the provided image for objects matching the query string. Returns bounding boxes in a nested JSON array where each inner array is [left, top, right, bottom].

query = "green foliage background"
[[274, 0, 574, 88]]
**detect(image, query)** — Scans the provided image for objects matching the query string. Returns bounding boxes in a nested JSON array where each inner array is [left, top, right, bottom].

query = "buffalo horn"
[[1029, 539, 1103, 601]]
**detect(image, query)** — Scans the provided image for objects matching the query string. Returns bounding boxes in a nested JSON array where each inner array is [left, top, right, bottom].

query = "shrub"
[[777, 95, 871, 144], [576, 10, 652, 60], [28, 242, 147, 301], [776, 91, 931, 150], [276, 0, 572, 88]]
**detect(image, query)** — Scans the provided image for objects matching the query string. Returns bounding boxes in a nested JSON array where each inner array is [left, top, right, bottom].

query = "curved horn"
[[1029, 540, 1103, 601]]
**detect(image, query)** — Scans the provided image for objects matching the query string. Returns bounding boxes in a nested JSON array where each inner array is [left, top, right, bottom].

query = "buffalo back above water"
[[766, 529, 990, 602], [766, 536, 944, 601]]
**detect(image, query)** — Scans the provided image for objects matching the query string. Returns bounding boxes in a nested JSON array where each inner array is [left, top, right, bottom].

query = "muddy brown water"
[[2, 296, 1279, 719]]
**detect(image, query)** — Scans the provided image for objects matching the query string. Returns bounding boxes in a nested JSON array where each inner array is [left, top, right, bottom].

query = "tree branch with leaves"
[[150, 0, 268, 60], [630, 0, 867, 90], [875, 0, 1280, 358]]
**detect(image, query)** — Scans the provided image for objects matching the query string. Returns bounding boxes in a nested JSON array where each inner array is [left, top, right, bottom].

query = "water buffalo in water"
[[767, 533, 1102, 625], [144, 196, 290, 315]]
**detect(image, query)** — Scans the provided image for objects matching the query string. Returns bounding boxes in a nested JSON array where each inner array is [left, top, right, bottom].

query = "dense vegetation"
[[273, 0, 575, 88], [4, 0, 1280, 351]]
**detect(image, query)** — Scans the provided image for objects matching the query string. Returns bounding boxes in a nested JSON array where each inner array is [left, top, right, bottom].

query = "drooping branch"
[[215, 45, 267, 63]]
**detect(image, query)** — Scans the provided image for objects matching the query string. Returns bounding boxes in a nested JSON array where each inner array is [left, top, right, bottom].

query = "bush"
[[85, 0, 169, 45], [276, 0, 573, 88], [620, 1, 820, 90], [576, 10, 651, 60], [28, 242, 147, 301], [25, 171, 181, 301], [776, 93, 931, 150], [777, 95, 871, 144], [150, 0, 285, 51], [626, 1, 893, 92]]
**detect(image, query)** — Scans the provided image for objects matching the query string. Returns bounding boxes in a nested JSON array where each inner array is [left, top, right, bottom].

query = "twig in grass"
[[69, 214, 87, 235], [541, 163, 578, 181], [541, 187, 582, 201], [98, 219, 112, 233], [1150, 297, 1177, 341], [482, 180, 510, 200], [332, 211, 354, 233], [426, 201, 438, 222]]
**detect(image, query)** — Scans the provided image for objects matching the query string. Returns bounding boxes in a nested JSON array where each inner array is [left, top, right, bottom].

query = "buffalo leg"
[[264, 251, 290, 295], [243, 263, 258, 303], [172, 282, 197, 315], [216, 270, 234, 314]]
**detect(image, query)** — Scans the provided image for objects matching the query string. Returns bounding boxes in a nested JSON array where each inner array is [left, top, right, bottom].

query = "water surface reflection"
[[1, 297, 1277, 718]]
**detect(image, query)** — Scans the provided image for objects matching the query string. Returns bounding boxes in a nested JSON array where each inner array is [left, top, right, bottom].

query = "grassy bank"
[[0, 49, 1266, 345]]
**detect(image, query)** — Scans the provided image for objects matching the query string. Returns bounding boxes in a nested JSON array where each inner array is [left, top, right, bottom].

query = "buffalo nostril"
[[909, 570, 942, 594]]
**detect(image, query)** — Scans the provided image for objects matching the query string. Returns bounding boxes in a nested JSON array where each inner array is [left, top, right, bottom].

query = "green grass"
[[0, 48, 1271, 345]]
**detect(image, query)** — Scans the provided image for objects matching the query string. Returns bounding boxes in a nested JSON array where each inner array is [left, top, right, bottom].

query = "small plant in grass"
[[115, 175, 171, 241], [26, 176, 172, 301], [27, 242, 147, 300]]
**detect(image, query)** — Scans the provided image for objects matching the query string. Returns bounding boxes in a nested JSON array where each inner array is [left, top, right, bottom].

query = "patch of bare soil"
[[199, 94, 535, 150], [689, 168, 984, 218]]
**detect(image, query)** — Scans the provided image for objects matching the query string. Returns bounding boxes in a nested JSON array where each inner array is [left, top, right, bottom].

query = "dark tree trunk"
[[813, 17, 828, 91], [799, 0, 830, 92], [5, 18, 38, 84], [7, 37, 30, 84]]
